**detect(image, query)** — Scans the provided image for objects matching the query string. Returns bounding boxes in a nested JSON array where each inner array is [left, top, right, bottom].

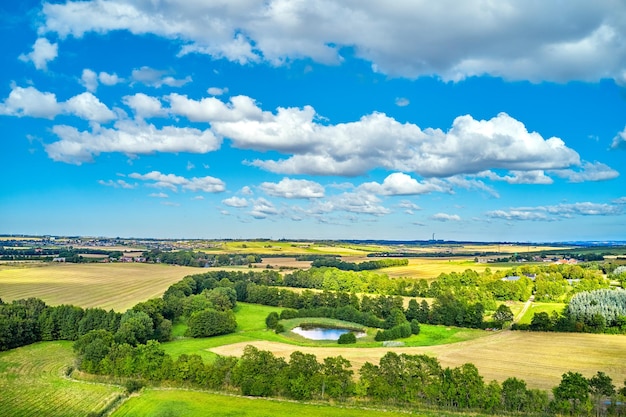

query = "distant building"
[[52, 257, 66, 262]]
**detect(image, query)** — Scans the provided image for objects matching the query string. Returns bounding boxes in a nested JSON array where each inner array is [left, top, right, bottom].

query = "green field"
[[518, 302, 567, 325], [0, 341, 123, 417], [112, 388, 471, 417], [0, 262, 199, 311]]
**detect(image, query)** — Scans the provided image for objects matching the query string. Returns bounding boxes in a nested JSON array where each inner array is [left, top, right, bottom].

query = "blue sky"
[[1, 1, 626, 242]]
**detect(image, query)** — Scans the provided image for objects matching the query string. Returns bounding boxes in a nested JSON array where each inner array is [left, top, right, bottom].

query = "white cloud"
[[46, 121, 221, 163], [550, 161, 619, 183], [81, 69, 99, 92], [395, 97, 410, 107], [431, 213, 461, 222], [40, 1, 626, 83], [486, 210, 550, 221], [488, 201, 624, 221], [149, 192, 169, 198], [0, 86, 62, 119], [19, 38, 57, 70], [613, 197, 626, 204], [65, 92, 116, 123], [260, 178, 325, 198], [166, 93, 264, 123], [240, 186, 253, 195], [129, 171, 225, 193], [328, 192, 390, 216], [249, 198, 279, 218], [122, 93, 165, 119], [480, 170, 554, 185], [222, 196, 249, 208], [0, 86, 115, 123], [98, 71, 122, 86], [235, 109, 580, 178], [131, 66, 191, 88], [82, 69, 124, 91], [360, 173, 446, 196], [98, 179, 135, 189], [611, 126, 626, 150], [207, 87, 228, 96]]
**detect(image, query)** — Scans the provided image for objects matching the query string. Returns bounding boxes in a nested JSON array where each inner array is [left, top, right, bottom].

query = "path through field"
[[210, 330, 626, 391]]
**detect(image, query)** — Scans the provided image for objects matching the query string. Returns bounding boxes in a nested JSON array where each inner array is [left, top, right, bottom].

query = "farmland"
[[0, 341, 123, 417], [0, 262, 198, 311]]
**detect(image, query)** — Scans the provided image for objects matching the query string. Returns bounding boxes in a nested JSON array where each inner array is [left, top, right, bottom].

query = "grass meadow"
[[0, 262, 199, 311], [112, 389, 473, 417], [518, 302, 567, 325], [0, 341, 123, 417]]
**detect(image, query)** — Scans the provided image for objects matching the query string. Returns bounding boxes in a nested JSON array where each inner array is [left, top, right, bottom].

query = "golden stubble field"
[[0, 263, 199, 311], [210, 330, 626, 391]]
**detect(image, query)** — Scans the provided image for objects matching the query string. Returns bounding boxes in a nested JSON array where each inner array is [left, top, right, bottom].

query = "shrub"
[[274, 323, 285, 334], [410, 319, 421, 335], [338, 332, 357, 344], [265, 312, 279, 329]]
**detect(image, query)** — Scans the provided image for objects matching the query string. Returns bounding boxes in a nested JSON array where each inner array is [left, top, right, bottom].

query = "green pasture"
[[0, 341, 123, 417], [518, 302, 567, 325], [112, 389, 473, 417]]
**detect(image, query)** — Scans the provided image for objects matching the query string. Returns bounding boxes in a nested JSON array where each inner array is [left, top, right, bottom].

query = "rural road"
[[514, 295, 535, 324]]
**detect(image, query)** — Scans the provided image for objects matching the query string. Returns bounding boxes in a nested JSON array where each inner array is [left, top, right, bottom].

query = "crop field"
[[0, 341, 123, 417], [382, 258, 512, 280], [0, 263, 199, 311], [112, 388, 472, 417], [210, 330, 626, 391]]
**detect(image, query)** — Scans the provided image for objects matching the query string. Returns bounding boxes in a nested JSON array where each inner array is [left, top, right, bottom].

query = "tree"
[[187, 309, 236, 338], [552, 371, 591, 415], [115, 310, 154, 346], [338, 332, 356, 344], [493, 304, 514, 328], [502, 377, 528, 412], [321, 356, 354, 400], [284, 351, 322, 400], [588, 371, 615, 417], [265, 312, 279, 329], [232, 345, 287, 397]]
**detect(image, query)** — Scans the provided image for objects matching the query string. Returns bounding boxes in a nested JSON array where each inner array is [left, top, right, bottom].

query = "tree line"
[[72, 333, 626, 417]]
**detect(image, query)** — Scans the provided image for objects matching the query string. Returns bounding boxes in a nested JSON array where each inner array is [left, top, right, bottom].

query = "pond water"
[[291, 326, 366, 340]]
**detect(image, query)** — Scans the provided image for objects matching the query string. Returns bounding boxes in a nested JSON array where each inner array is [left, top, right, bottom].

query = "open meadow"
[[0, 262, 198, 311], [0, 341, 123, 417]]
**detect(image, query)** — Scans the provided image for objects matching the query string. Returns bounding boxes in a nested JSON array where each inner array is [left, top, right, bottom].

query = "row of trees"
[[310, 257, 409, 271], [73, 332, 626, 416]]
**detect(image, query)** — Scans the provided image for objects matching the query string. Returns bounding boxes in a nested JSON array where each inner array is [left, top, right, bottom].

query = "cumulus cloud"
[[0, 86, 62, 119], [166, 93, 264, 123], [45, 121, 220, 163], [611, 127, 626, 150], [260, 178, 325, 198], [327, 192, 390, 216], [480, 170, 554, 185], [222, 196, 249, 208], [131, 66, 191, 88], [488, 201, 624, 221], [207, 87, 228, 96], [19, 38, 57, 70], [359, 173, 446, 196], [395, 97, 410, 107], [98, 179, 135, 189], [40, 1, 626, 83], [232, 109, 581, 178], [431, 213, 461, 222], [65, 92, 116, 123], [123, 93, 165, 119], [249, 198, 279, 218], [0, 86, 115, 123], [550, 161, 619, 183], [129, 171, 225, 193], [81, 69, 123, 91]]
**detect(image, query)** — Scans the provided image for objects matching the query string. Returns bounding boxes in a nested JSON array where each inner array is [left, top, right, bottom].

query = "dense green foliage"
[[310, 257, 409, 271], [337, 332, 357, 344], [71, 334, 625, 417]]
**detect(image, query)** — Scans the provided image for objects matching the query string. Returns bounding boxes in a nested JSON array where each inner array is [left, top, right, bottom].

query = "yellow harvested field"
[[210, 331, 626, 391], [0, 263, 199, 311], [382, 258, 510, 280]]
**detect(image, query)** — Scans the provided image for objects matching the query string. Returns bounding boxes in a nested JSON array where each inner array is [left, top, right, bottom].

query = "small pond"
[[291, 326, 366, 340]]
